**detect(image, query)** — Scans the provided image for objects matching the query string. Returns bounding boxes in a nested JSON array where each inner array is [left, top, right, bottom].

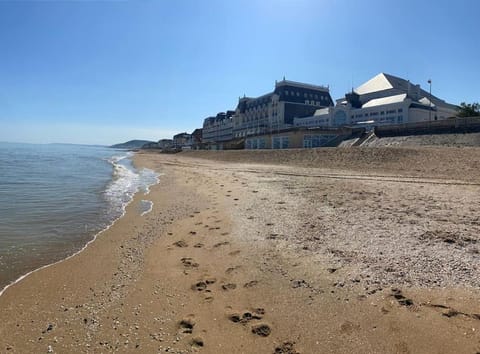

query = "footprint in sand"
[[178, 314, 196, 334], [221, 283, 237, 291], [193, 243, 204, 248], [225, 265, 242, 274], [181, 257, 199, 268], [229, 308, 265, 324], [190, 337, 204, 348], [391, 288, 414, 307], [191, 278, 217, 292], [274, 341, 299, 354], [173, 240, 188, 248], [340, 321, 360, 335], [228, 308, 270, 337], [213, 241, 230, 248], [243, 280, 258, 288], [229, 250, 241, 256], [204, 296, 214, 303], [251, 323, 271, 337], [191, 281, 208, 291]]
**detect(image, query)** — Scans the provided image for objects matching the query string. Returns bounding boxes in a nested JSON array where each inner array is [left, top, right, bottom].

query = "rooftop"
[[362, 93, 408, 108], [275, 78, 329, 92]]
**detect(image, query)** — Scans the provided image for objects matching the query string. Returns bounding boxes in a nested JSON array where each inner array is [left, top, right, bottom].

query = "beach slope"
[[1, 148, 479, 353]]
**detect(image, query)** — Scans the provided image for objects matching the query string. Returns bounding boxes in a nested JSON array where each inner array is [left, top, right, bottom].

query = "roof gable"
[[355, 73, 393, 95]]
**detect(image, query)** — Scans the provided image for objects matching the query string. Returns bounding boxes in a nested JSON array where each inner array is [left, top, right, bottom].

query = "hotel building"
[[202, 111, 235, 144], [232, 78, 334, 138]]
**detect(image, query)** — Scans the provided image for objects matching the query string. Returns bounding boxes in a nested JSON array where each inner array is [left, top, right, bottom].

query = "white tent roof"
[[355, 73, 394, 94], [362, 93, 407, 108], [418, 96, 436, 107]]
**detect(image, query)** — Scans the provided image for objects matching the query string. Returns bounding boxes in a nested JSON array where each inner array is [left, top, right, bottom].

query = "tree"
[[458, 102, 480, 117]]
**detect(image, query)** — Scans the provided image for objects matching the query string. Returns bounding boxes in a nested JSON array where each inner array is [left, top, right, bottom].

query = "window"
[[272, 137, 281, 149], [304, 134, 332, 148], [272, 136, 289, 149], [398, 108, 403, 113], [381, 111, 385, 115], [296, 92, 300, 96], [285, 91, 289, 95]]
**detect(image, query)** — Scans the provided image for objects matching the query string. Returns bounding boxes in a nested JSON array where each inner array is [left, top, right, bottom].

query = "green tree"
[[458, 102, 480, 117]]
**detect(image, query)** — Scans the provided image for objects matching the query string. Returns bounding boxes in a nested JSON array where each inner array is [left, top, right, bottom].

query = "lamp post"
[[428, 79, 432, 122]]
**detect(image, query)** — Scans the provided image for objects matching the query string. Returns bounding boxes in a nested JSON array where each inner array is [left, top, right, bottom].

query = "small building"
[[173, 132, 192, 149], [158, 139, 173, 149], [191, 128, 203, 150], [202, 111, 234, 149]]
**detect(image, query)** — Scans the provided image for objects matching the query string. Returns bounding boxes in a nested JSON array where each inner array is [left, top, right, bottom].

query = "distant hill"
[[110, 140, 154, 149]]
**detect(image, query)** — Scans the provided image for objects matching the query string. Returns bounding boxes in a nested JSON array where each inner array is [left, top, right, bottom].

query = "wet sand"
[[1, 147, 480, 353]]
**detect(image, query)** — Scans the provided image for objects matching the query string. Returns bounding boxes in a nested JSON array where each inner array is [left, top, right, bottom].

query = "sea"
[[0, 142, 159, 295]]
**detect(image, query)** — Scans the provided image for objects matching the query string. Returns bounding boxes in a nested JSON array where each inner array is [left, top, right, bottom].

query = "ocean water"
[[0, 142, 159, 293]]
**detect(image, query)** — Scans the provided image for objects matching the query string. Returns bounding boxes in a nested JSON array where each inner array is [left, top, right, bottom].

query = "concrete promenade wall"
[[374, 117, 480, 137]]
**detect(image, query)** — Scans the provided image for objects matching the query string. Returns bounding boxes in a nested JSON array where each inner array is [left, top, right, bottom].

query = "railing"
[[374, 117, 480, 137]]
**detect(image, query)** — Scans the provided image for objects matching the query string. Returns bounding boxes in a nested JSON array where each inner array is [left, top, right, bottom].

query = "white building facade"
[[202, 111, 234, 143], [294, 73, 458, 129]]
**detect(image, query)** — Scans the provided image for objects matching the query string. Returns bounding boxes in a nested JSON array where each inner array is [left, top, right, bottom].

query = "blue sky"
[[0, 0, 478, 145]]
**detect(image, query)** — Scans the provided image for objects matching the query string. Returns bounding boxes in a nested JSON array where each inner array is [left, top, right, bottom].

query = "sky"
[[0, 0, 479, 145]]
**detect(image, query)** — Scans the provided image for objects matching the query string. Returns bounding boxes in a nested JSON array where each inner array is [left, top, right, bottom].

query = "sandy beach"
[[1, 147, 480, 353]]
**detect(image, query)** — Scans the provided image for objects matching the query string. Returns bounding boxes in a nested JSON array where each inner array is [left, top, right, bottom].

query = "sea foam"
[[0, 147, 159, 297]]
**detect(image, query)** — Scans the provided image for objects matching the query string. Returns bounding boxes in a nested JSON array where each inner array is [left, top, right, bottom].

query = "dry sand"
[[1, 147, 480, 353]]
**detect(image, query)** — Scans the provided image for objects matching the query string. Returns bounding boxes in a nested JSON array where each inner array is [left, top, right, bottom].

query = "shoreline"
[[0, 153, 159, 298], [1, 149, 479, 353]]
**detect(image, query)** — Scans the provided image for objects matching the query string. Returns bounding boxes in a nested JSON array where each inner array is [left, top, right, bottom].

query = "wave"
[[140, 200, 154, 216], [0, 152, 160, 298]]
